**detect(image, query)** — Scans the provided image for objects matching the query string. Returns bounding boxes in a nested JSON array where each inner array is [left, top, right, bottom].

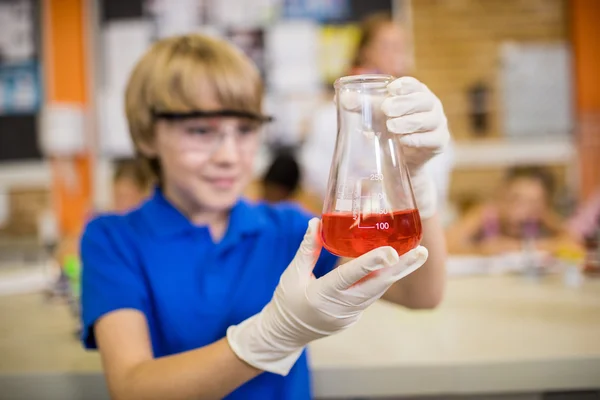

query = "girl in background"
[[447, 166, 571, 255], [568, 188, 600, 243], [350, 12, 409, 77]]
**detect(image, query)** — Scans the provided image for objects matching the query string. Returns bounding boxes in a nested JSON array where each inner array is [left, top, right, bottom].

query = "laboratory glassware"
[[321, 74, 422, 258]]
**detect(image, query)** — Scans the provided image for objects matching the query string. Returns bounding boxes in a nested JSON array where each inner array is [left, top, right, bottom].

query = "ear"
[[137, 139, 158, 158]]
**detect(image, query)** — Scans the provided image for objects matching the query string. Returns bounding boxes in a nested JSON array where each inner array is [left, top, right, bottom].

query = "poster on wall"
[[0, 0, 35, 64], [144, 0, 204, 39], [227, 28, 266, 78], [319, 24, 359, 85], [100, 21, 151, 156], [0, 0, 40, 115], [283, 0, 350, 22], [266, 21, 320, 93], [208, 0, 278, 27], [0, 61, 41, 114], [500, 42, 573, 138]]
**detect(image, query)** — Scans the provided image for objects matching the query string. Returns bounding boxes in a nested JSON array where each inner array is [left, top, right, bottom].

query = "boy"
[[81, 34, 449, 399]]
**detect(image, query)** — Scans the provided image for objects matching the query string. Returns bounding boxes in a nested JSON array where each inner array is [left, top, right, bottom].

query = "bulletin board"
[[97, 0, 396, 156], [0, 0, 42, 161], [500, 42, 573, 139]]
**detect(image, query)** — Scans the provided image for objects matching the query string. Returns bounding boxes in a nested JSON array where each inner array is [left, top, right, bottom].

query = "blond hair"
[[113, 158, 154, 192], [125, 34, 264, 178]]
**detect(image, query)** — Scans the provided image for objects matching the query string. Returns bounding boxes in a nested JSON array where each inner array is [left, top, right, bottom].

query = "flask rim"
[[334, 74, 395, 91]]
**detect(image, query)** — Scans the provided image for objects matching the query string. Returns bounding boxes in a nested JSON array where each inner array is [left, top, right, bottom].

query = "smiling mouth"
[[206, 177, 237, 188]]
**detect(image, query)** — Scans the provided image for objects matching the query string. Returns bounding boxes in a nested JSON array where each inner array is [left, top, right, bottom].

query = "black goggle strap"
[[151, 109, 274, 123]]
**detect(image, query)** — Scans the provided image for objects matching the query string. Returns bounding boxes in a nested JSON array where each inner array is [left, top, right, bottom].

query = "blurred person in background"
[[261, 149, 301, 203], [54, 158, 153, 273], [446, 166, 572, 255], [112, 158, 154, 213], [79, 34, 449, 400], [567, 187, 600, 243], [301, 12, 454, 220], [48, 159, 153, 311], [349, 12, 409, 76]]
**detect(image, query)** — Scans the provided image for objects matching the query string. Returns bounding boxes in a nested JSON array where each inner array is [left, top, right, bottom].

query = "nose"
[[210, 131, 239, 166]]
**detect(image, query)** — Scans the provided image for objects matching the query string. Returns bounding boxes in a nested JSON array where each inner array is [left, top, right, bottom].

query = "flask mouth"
[[334, 74, 395, 91]]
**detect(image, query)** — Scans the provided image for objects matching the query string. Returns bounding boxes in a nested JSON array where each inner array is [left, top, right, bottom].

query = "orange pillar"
[[570, 0, 600, 200], [42, 0, 93, 237]]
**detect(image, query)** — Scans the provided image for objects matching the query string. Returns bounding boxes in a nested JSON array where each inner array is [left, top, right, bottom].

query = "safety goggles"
[[152, 109, 274, 154], [152, 109, 274, 123]]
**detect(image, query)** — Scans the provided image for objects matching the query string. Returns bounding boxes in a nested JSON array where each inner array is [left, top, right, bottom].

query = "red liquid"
[[321, 209, 422, 258]]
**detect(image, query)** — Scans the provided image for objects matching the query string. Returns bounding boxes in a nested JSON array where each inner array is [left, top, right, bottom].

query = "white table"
[[310, 275, 600, 398], [1, 275, 599, 399]]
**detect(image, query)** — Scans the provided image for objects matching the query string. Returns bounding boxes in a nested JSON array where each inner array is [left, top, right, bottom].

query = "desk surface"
[[1, 274, 599, 398]]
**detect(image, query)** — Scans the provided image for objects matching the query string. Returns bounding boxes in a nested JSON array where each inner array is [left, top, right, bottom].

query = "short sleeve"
[[80, 217, 149, 349], [286, 205, 338, 279]]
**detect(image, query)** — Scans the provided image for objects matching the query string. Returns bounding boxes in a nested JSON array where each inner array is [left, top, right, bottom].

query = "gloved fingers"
[[397, 128, 450, 151], [312, 288, 355, 307], [381, 92, 435, 117], [326, 246, 427, 308], [352, 246, 428, 294], [319, 246, 399, 292], [339, 90, 384, 113], [319, 275, 389, 308], [291, 218, 323, 275], [386, 111, 441, 135], [339, 90, 360, 111], [386, 76, 427, 96]]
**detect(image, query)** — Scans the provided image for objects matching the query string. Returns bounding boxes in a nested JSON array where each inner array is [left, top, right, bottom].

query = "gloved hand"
[[381, 77, 451, 219], [227, 218, 428, 376]]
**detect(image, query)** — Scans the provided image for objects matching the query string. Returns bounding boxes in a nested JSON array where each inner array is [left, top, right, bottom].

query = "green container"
[[63, 254, 81, 298]]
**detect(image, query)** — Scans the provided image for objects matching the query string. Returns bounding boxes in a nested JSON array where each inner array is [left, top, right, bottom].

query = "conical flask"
[[321, 75, 422, 258]]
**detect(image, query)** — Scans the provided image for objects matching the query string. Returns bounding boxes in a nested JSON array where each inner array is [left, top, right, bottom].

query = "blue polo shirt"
[[80, 188, 337, 400]]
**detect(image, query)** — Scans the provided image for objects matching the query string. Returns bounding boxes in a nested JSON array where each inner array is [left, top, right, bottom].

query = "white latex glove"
[[381, 77, 451, 219], [227, 218, 428, 376]]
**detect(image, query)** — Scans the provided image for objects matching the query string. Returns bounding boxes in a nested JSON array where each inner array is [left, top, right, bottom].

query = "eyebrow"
[[151, 109, 274, 122]]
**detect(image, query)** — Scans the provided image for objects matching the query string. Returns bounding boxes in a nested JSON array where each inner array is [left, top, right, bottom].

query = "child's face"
[[363, 23, 407, 76], [153, 116, 261, 212], [500, 178, 549, 229], [113, 179, 148, 213]]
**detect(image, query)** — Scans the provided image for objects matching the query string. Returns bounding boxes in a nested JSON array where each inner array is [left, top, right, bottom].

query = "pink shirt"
[[568, 190, 600, 240]]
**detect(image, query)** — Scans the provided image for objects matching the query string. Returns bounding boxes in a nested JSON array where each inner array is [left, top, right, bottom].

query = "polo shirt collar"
[[140, 187, 267, 238]]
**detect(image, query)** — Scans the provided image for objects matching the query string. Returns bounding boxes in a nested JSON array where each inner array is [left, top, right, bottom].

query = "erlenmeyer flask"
[[321, 74, 422, 258]]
